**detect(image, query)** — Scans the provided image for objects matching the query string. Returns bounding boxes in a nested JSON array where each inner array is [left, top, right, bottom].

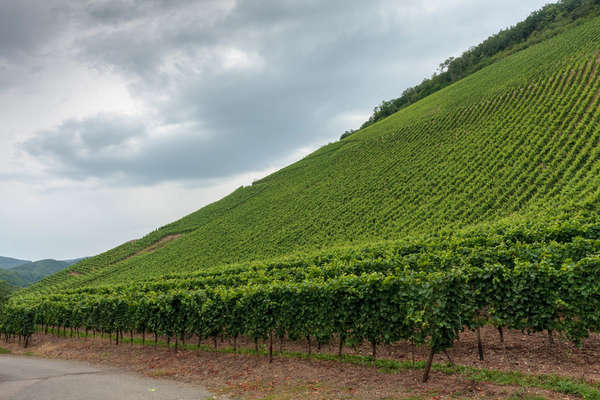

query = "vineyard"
[[4, 4, 600, 386], [4, 211, 600, 381]]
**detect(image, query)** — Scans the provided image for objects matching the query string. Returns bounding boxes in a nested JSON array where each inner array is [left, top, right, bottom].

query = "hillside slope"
[[0, 258, 82, 288], [25, 13, 600, 295], [0, 256, 30, 270], [0, 281, 15, 305]]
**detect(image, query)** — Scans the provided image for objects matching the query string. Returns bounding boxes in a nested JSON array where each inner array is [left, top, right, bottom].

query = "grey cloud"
[[19, 0, 550, 185], [23, 115, 146, 179], [22, 110, 304, 185]]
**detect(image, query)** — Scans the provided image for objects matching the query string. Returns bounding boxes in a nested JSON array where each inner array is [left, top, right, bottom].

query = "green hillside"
[[0, 258, 82, 288], [22, 11, 600, 294], [0, 281, 15, 305], [6, 3, 600, 382]]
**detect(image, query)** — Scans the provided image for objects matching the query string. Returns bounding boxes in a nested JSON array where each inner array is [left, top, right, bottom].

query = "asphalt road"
[[0, 355, 216, 400]]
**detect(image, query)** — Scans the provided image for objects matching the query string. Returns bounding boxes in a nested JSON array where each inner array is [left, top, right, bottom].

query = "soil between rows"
[[2, 326, 597, 399]]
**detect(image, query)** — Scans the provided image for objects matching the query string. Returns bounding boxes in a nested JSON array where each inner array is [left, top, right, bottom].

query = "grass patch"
[[0, 346, 10, 354], [150, 369, 173, 377], [506, 391, 548, 400]]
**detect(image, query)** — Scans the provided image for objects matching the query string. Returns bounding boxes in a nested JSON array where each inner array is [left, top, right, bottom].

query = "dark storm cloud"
[[17, 0, 549, 184], [0, 1, 65, 56]]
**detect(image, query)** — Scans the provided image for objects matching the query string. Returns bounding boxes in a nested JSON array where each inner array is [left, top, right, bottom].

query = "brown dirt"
[[125, 234, 181, 261], [2, 327, 594, 399]]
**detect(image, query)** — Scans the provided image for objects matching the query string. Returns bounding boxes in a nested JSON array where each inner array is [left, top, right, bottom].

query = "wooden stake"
[[477, 326, 484, 361], [269, 333, 273, 363], [498, 327, 504, 344]]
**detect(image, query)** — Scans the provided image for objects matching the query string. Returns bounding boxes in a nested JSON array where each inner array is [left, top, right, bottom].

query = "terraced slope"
[[24, 14, 600, 295]]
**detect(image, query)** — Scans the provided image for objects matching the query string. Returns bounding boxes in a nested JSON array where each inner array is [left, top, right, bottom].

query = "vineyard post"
[[548, 330, 554, 344], [269, 332, 273, 363], [371, 341, 377, 361], [477, 326, 484, 361]]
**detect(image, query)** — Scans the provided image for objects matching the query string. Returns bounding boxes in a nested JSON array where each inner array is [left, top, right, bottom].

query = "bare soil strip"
[[3, 326, 598, 399]]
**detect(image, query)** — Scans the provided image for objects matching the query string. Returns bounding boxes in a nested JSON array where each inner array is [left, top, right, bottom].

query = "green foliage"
[[0, 271, 28, 288], [0, 281, 15, 305], [6, 213, 600, 360]]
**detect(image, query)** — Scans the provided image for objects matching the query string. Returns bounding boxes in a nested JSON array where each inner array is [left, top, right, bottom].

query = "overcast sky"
[[1, 0, 549, 261]]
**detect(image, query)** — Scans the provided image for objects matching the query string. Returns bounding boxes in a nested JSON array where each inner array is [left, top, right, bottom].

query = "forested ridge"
[[345, 0, 600, 137]]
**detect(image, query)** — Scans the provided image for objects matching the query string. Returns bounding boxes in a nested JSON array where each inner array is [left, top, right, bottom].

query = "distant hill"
[[0, 281, 15, 304], [0, 258, 84, 288], [0, 256, 30, 270]]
